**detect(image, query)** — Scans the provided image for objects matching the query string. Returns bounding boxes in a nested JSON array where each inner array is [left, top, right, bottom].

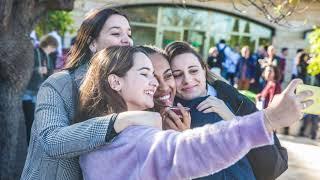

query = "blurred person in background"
[[291, 49, 304, 80], [256, 65, 282, 109], [259, 46, 280, 70], [55, 36, 78, 70], [249, 46, 266, 93], [217, 39, 240, 86], [299, 114, 319, 140], [236, 46, 255, 90], [22, 34, 58, 144], [297, 52, 310, 83], [278, 47, 288, 83], [207, 46, 222, 76]]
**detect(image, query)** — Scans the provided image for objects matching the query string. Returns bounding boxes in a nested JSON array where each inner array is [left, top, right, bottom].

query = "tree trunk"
[[0, 34, 33, 179], [0, 0, 74, 178]]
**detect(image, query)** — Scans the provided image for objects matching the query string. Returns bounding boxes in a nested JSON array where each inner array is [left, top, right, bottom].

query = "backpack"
[[216, 44, 227, 65]]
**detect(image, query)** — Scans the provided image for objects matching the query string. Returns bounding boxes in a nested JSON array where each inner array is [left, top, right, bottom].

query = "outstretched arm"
[[137, 111, 273, 179]]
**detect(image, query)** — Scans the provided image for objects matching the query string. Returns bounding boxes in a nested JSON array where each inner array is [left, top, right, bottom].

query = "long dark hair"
[[77, 46, 147, 122], [65, 8, 129, 71], [263, 64, 281, 82], [164, 41, 223, 84]]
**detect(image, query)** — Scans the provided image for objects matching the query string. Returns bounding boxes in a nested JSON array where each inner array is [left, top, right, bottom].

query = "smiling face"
[[118, 52, 159, 110], [150, 53, 176, 107], [170, 53, 207, 100], [91, 14, 133, 52]]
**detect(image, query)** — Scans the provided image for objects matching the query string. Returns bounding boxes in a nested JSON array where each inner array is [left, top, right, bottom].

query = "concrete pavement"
[[277, 135, 320, 180]]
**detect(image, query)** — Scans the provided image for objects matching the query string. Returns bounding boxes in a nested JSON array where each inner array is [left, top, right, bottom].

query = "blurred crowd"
[[207, 39, 320, 139]]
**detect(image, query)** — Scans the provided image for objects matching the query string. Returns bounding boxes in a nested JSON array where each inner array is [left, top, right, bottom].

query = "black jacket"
[[210, 80, 288, 180], [175, 96, 256, 180]]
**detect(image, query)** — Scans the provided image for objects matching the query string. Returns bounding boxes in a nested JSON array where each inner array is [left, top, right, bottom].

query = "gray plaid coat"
[[21, 65, 112, 180]]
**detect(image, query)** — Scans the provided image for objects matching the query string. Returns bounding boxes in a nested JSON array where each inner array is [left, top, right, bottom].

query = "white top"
[[207, 84, 217, 97]]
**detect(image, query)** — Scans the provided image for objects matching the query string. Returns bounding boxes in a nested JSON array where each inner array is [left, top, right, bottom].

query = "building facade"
[[69, 0, 320, 137], [71, 0, 320, 83]]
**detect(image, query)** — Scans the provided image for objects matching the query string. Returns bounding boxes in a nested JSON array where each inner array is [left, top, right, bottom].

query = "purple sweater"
[[80, 111, 273, 180]]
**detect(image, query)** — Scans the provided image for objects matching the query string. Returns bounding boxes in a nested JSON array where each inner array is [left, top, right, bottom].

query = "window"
[[121, 5, 273, 56], [132, 26, 156, 45], [123, 7, 158, 24]]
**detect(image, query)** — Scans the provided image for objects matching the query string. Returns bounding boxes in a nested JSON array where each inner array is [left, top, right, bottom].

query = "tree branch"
[[230, 0, 246, 13], [193, 0, 314, 25], [43, 0, 74, 11]]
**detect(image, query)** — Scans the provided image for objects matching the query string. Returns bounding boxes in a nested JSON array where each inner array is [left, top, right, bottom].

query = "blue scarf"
[[175, 96, 256, 180]]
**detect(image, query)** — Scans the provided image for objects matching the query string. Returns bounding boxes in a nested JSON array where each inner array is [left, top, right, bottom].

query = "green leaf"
[[35, 10, 75, 38], [307, 27, 320, 76]]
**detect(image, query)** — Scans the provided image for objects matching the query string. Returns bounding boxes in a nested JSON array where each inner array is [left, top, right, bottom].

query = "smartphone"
[[296, 84, 320, 115], [169, 107, 190, 118]]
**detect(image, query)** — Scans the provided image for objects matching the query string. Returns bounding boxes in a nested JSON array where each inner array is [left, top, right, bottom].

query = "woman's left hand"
[[162, 103, 191, 132], [197, 96, 236, 121]]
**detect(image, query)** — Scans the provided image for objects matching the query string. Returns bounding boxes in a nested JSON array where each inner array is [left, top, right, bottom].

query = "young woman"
[[79, 46, 312, 180], [139, 45, 191, 131], [256, 65, 282, 109], [21, 8, 161, 180], [140, 45, 233, 132], [164, 41, 286, 180]]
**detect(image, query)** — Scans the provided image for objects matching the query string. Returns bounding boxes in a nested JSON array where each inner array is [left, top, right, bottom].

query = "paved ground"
[[277, 135, 320, 180]]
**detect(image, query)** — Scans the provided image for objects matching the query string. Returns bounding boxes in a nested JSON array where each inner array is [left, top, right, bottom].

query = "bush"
[[307, 27, 320, 76]]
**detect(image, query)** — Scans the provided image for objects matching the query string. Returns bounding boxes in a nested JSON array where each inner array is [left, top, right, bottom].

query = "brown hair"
[[39, 35, 58, 48], [164, 41, 223, 84], [138, 45, 168, 60], [263, 65, 281, 82], [64, 8, 129, 71], [77, 46, 147, 122]]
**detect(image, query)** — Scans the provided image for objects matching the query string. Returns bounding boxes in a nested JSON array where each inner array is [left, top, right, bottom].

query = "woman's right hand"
[[114, 111, 162, 133], [263, 79, 314, 132], [197, 96, 235, 121]]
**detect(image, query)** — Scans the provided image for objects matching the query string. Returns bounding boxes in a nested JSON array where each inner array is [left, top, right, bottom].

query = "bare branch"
[[193, 0, 315, 25], [230, 0, 247, 13], [238, 0, 251, 7]]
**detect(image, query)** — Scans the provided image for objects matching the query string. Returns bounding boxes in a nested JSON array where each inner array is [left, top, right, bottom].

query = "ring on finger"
[[302, 102, 307, 109]]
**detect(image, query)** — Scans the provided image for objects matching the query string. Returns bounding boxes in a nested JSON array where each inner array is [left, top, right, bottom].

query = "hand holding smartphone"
[[169, 107, 190, 119], [296, 84, 320, 115]]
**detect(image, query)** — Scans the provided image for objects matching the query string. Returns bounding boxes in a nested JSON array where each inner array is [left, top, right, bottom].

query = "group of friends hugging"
[[21, 7, 314, 180]]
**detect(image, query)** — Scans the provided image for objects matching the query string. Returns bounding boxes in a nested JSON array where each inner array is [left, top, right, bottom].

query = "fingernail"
[[308, 91, 314, 96]]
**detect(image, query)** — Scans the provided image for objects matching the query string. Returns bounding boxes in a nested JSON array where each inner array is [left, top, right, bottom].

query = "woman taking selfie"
[[79, 46, 313, 180], [164, 41, 287, 180]]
